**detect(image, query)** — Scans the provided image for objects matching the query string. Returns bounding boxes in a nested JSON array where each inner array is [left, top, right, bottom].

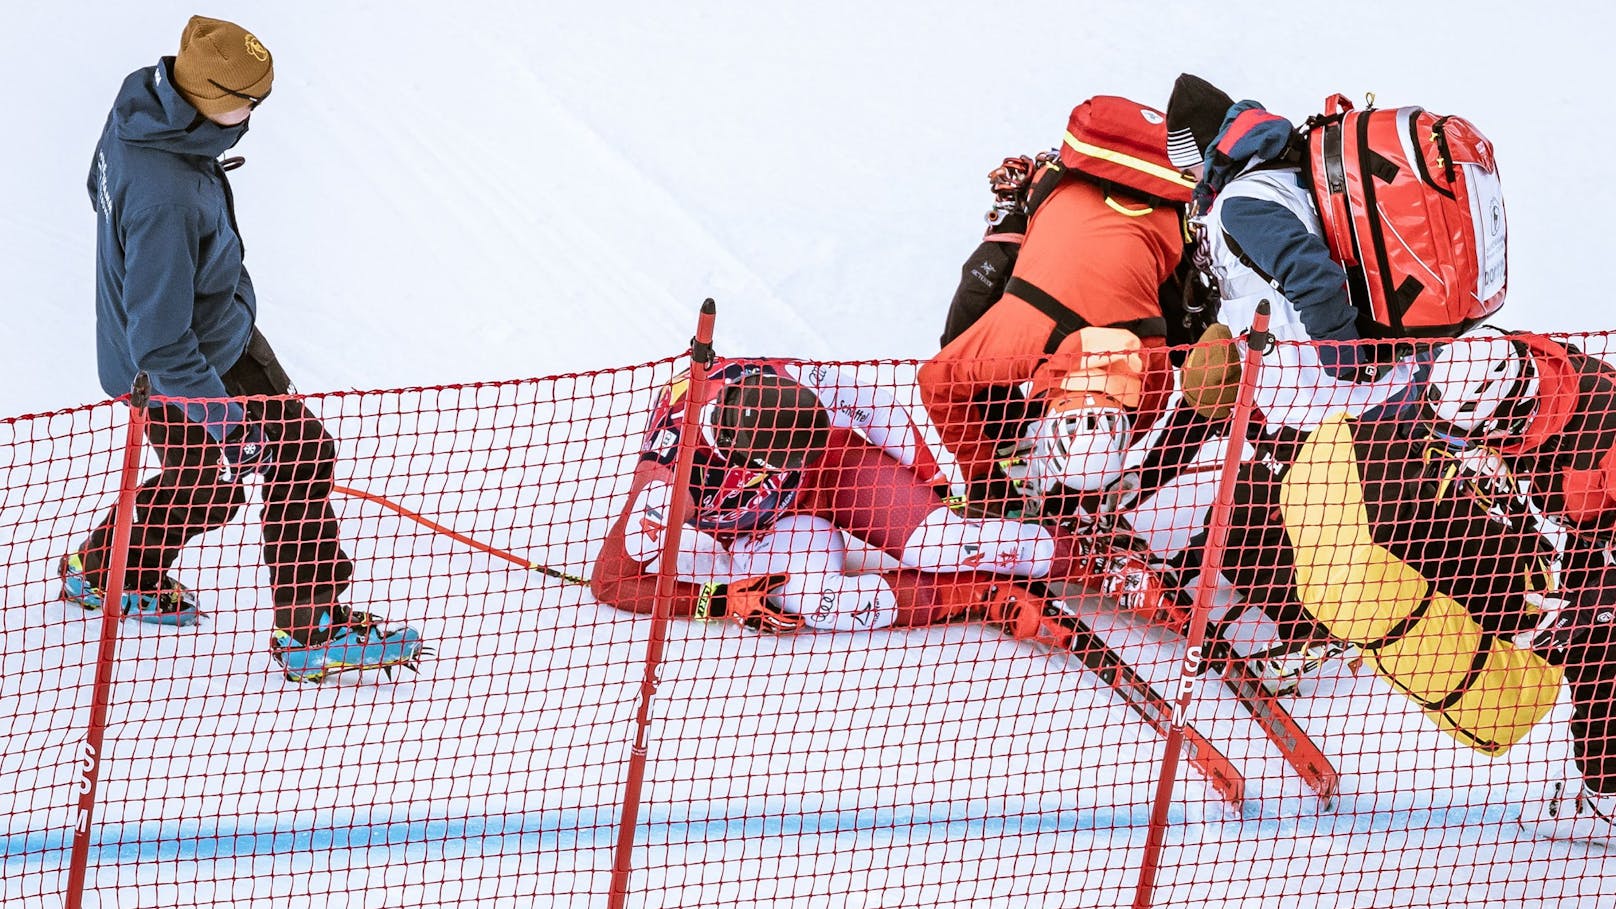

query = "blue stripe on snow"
[[8, 803, 1165, 865], [3, 800, 1508, 866]]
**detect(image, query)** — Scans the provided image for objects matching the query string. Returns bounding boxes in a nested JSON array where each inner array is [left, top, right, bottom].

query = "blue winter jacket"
[[1196, 101, 1368, 378], [89, 57, 255, 440]]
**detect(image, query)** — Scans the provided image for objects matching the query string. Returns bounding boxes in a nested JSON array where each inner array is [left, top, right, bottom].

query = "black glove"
[[963, 458, 1029, 520], [220, 423, 273, 481], [694, 574, 801, 633], [1317, 341, 1409, 384]]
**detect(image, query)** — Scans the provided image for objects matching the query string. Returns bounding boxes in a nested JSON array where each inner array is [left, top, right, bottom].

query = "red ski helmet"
[[711, 373, 830, 471]]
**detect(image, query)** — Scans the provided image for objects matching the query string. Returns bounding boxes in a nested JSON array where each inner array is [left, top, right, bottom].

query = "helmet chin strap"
[[1034, 470, 1141, 532], [1473, 405, 1534, 442]]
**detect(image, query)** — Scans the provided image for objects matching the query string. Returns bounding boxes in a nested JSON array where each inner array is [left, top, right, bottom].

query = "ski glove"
[[1317, 341, 1411, 384], [694, 574, 803, 634], [220, 423, 273, 482], [1515, 590, 1616, 659]]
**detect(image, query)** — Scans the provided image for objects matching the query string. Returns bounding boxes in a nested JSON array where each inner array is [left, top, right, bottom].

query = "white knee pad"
[[777, 572, 898, 632], [900, 509, 1054, 577]]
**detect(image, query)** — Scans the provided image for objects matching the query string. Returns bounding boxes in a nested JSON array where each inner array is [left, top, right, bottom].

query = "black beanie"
[[1166, 73, 1235, 169]]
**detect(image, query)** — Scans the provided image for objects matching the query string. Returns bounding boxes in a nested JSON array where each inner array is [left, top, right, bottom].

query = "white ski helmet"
[[1426, 326, 1539, 439], [1024, 393, 1131, 495]]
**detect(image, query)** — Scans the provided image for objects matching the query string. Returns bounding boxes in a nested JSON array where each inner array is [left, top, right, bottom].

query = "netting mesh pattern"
[[3, 337, 1614, 908]]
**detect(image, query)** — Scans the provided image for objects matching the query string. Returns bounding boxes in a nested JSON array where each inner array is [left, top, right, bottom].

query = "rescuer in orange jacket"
[[918, 158, 1186, 500]]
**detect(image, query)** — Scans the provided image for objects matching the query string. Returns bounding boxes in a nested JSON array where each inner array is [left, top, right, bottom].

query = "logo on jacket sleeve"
[[625, 481, 675, 564], [95, 152, 112, 218]]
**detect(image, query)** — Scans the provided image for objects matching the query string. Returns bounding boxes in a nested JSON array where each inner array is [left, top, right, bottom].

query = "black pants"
[[79, 330, 353, 633], [1176, 425, 1330, 646], [1557, 558, 1616, 793]]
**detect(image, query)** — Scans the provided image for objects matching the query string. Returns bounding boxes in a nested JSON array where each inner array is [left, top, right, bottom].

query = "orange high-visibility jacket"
[[919, 176, 1182, 481]]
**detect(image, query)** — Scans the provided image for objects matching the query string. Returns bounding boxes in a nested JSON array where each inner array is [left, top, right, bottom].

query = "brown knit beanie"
[[173, 16, 273, 118]]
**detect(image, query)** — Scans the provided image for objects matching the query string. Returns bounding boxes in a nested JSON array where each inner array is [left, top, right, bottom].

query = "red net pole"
[[608, 298, 717, 909], [64, 374, 150, 909], [1132, 302, 1274, 909]]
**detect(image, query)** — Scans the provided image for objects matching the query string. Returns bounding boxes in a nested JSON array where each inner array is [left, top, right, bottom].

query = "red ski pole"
[[1132, 302, 1273, 909], [65, 373, 151, 909], [330, 484, 588, 585]]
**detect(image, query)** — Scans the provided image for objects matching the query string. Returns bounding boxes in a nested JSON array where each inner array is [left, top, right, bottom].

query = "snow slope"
[[4, 2, 1616, 907], [3, 1, 1614, 417], [4, 372, 1610, 908]]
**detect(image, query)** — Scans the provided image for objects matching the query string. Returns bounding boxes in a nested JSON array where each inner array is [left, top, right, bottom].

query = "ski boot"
[[271, 607, 429, 683], [1050, 523, 1191, 633], [1519, 777, 1616, 844], [952, 580, 1085, 649], [1250, 638, 1357, 696], [59, 552, 202, 626]]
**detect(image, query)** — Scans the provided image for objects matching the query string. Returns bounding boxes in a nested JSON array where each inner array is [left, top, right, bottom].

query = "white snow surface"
[[4, 1, 1615, 417], [3, 2, 1615, 907]]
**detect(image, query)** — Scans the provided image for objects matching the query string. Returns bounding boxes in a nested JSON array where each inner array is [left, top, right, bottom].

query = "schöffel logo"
[[1490, 201, 1503, 237], [1140, 108, 1164, 125], [245, 34, 269, 62]]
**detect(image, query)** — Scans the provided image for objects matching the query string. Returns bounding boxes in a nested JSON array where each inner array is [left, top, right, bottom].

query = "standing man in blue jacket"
[[64, 16, 424, 683]]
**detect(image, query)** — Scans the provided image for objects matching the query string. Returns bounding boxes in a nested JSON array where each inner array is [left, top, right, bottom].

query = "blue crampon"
[[271, 609, 428, 683], [59, 552, 202, 626]]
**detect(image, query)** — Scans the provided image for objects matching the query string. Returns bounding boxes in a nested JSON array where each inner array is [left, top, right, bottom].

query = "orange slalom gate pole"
[[1132, 302, 1273, 909], [65, 374, 151, 909], [608, 298, 717, 909]]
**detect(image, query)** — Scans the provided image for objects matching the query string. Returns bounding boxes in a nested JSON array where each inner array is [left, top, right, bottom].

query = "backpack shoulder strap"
[[1025, 161, 1066, 217], [1007, 276, 1090, 354]]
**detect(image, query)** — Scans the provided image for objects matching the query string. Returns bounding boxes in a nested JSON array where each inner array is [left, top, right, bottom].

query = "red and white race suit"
[[591, 358, 1062, 630]]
